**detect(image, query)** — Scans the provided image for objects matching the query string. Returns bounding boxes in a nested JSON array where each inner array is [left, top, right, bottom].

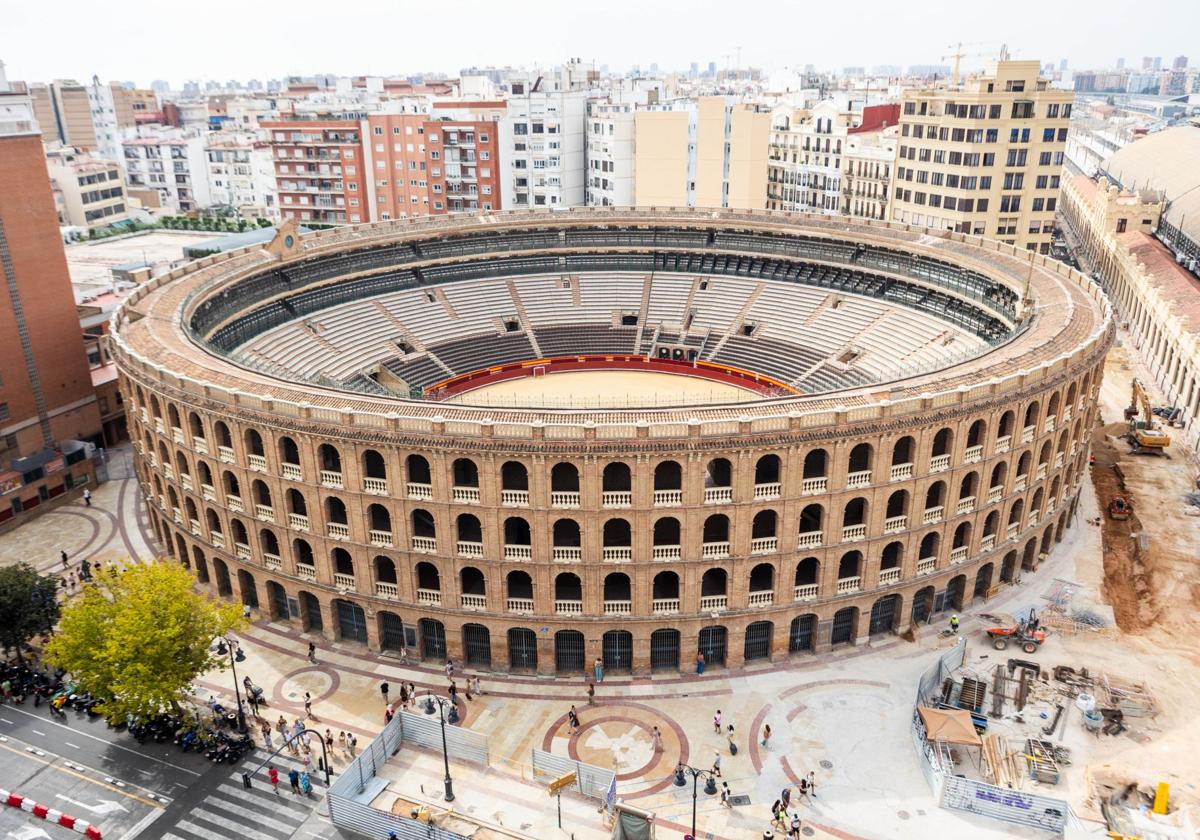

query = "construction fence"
[[532, 748, 617, 803]]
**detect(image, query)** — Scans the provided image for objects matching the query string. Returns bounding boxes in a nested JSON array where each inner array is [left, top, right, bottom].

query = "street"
[[0, 702, 339, 840]]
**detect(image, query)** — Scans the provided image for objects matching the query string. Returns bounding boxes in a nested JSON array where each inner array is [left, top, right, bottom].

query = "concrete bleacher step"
[[371, 301, 455, 375], [633, 274, 653, 350], [704, 281, 764, 361], [506, 279, 543, 357]]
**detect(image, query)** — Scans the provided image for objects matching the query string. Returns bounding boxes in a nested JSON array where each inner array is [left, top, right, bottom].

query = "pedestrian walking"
[[713, 710, 722, 733], [651, 726, 663, 753], [304, 692, 315, 720], [398, 683, 409, 708], [567, 705, 580, 734], [780, 785, 791, 809], [771, 800, 783, 827], [586, 681, 595, 705], [711, 750, 722, 777], [774, 803, 789, 833], [303, 750, 313, 772], [727, 724, 738, 755], [307, 641, 317, 663], [949, 614, 960, 634], [464, 679, 473, 701], [338, 731, 347, 755], [695, 651, 705, 674], [262, 723, 274, 750], [67, 572, 76, 592], [384, 706, 394, 724], [288, 768, 301, 795], [407, 683, 416, 708], [292, 719, 304, 740], [380, 681, 389, 704], [82, 487, 91, 506], [448, 680, 458, 704], [268, 766, 280, 795], [277, 715, 288, 735], [806, 770, 817, 798], [761, 723, 772, 748], [445, 659, 454, 679], [325, 728, 334, 756], [61, 550, 68, 568], [720, 782, 732, 808], [798, 777, 810, 800], [790, 812, 802, 839], [471, 675, 482, 696], [593, 657, 604, 683], [348, 733, 357, 757]]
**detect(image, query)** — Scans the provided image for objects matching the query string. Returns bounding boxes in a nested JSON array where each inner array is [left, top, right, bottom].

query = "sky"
[[1, 0, 1197, 85]]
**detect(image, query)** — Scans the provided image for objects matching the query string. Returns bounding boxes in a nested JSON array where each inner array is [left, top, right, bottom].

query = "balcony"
[[917, 557, 936, 575], [501, 489, 529, 507], [173, 507, 183, 524], [747, 590, 773, 608], [327, 523, 350, 540], [699, 595, 727, 611], [460, 594, 486, 610], [172, 427, 185, 445], [234, 542, 252, 561], [297, 564, 316, 582], [194, 438, 209, 456], [288, 513, 310, 531], [652, 598, 680, 615], [457, 540, 484, 558], [1006, 522, 1020, 540], [890, 463, 914, 482], [884, 515, 908, 534], [995, 434, 1011, 454], [154, 418, 165, 435], [375, 582, 398, 598], [507, 597, 535, 613], [227, 494, 245, 513], [1029, 508, 1040, 523], [842, 524, 867, 542], [453, 486, 481, 504], [922, 506, 944, 524], [950, 546, 968, 564], [987, 485, 1003, 505], [750, 536, 778, 555], [846, 470, 872, 489], [654, 489, 683, 506], [263, 553, 282, 571], [551, 491, 581, 508], [602, 491, 632, 508], [1021, 425, 1036, 444], [412, 536, 437, 553], [181, 474, 194, 492], [797, 530, 823, 549], [754, 482, 781, 501], [1047, 498, 1056, 515], [505, 544, 533, 562], [802, 476, 828, 494], [282, 463, 302, 481], [1062, 406, 1072, 423], [218, 446, 235, 464], [211, 532, 226, 550], [163, 465, 175, 482], [248, 455, 267, 471], [653, 545, 681, 561], [1054, 452, 1064, 469], [1045, 416, 1056, 434], [369, 529, 393, 548], [704, 487, 733, 504], [836, 576, 861, 594], [553, 546, 582, 563], [981, 533, 997, 551], [363, 477, 387, 495], [879, 567, 902, 585], [417, 588, 442, 606], [956, 496, 976, 515], [1036, 463, 1048, 481], [604, 600, 632, 616], [333, 573, 356, 590], [555, 599, 583, 615], [255, 504, 274, 522], [603, 546, 633, 563], [702, 541, 730, 559], [929, 454, 951, 473], [320, 470, 344, 489], [1014, 475, 1028, 493], [793, 583, 819, 601], [964, 445, 983, 464]]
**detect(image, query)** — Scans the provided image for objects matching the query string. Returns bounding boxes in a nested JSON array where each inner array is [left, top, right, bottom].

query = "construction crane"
[[941, 42, 1010, 86], [1124, 378, 1170, 454]]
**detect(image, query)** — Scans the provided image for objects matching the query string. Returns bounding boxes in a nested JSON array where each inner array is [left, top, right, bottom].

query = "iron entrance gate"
[[789, 615, 815, 652], [238, 571, 259, 608], [602, 630, 632, 673], [508, 628, 537, 671], [300, 592, 322, 632], [912, 587, 934, 624], [869, 595, 899, 635], [744, 621, 772, 661], [555, 630, 585, 673], [420, 618, 446, 661], [698, 626, 727, 666], [650, 629, 680, 671], [336, 600, 368, 643], [463, 624, 492, 667], [831, 607, 856, 645], [379, 612, 406, 652], [974, 564, 994, 598], [946, 576, 967, 611], [268, 581, 289, 620]]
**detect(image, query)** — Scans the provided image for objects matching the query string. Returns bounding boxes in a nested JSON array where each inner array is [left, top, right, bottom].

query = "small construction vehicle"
[[1124, 379, 1170, 454], [980, 612, 1048, 653], [1108, 494, 1131, 520]]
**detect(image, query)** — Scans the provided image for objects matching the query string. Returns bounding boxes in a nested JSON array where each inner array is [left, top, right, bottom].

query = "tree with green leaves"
[[0, 563, 61, 660], [45, 562, 242, 722]]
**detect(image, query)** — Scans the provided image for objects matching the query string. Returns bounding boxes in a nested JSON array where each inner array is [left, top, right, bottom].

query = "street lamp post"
[[673, 762, 718, 840], [420, 692, 459, 802], [215, 636, 248, 733]]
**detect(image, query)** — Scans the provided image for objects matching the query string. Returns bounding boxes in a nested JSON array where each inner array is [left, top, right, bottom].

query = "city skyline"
[[3, 0, 1196, 85]]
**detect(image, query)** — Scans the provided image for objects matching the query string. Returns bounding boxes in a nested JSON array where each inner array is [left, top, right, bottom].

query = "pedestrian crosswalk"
[[158, 749, 327, 840]]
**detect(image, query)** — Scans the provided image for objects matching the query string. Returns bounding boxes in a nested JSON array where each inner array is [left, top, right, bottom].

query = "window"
[[1063, 104, 1072, 118], [1047, 104, 1060, 118], [1116, 218, 1128, 233], [1057, 128, 1068, 142], [1038, 151, 1052, 166], [392, 127, 400, 134], [1005, 149, 1027, 167], [513, 124, 528, 135], [1011, 101, 1034, 119], [999, 195, 1021, 213], [976, 198, 989, 212], [1046, 197, 1056, 211], [373, 127, 383, 135], [985, 128, 998, 142], [988, 104, 1001, 119], [1042, 128, 1056, 142], [1032, 197, 1044, 211], [1002, 173, 1024, 190], [982, 153, 995, 167]]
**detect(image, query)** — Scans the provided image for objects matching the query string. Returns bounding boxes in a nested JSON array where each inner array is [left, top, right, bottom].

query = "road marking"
[[0, 717, 13, 724], [30, 730, 46, 736], [118, 808, 165, 840], [65, 742, 81, 749], [0, 742, 163, 808], [1, 706, 201, 776]]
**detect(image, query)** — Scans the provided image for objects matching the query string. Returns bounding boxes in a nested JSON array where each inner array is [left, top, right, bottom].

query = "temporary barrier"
[[1, 788, 103, 838], [531, 749, 616, 803]]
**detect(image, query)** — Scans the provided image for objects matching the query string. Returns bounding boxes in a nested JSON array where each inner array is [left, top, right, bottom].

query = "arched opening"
[[318, 443, 341, 474], [1023, 400, 1040, 432], [188, 411, 205, 442], [650, 629, 681, 671], [222, 470, 240, 499], [252, 479, 272, 510], [554, 572, 582, 608], [997, 410, 1015, 442], [751, 509, 778, 552], [798, 503, 823, 546], [698, 626, 727, 667], [554, 630, 585, 673], [652, 571, 679, 606], [925, 480, 946, 515], [299, 591, 322, 632], [602, 629, 633, 673], [892, 436, 915, 473], [881, 540, 903, 572], [931, 428, 953, 459], [602, 462, 632, 500], [231, 518, 249, 548], [653, 516, 681, 560], [278, 436, 300, 470], [552, 518, 581, 560], [603, 572, 632, 612], [506, 570, 533, 607], [205, 508, 223, 536], [374, 555, 397, 586], [286, 488, 307, 517], [842, 497, 868, 539], [459, 566, 486, 603], [748, 562, 775, 603], [462, 623, 491, 667], [1001, 550, 1018, 582], [602, 518, 632, 560], [363, 449, 387, 484], [416, 561, 441, 595], [654, 461, 682, 501], [795, 557, 819, 594], [379, 612, 408, 652], [368, 504, 392, 536], [700, 567, 727, 607], [885, 490, 909, 526], [847, 442, 873, 481], [266, 580, 288, 620], [244, 429, 265, 458], [237, 569, 259, 608], [325, 496, 348, 526], [989, 461, 1008, 495], [945, 575, 967, 611], [966, 419, 987, 451], [911, 586, 935, 624], [406, 454, 432, 487], [508, 627, 538, 671], [550, 462, 580, 498], [831, 607, 858, 645], [837, 550, 863, 585], [331, 547, 354, 579], [803, 448, 827, 480], [213, 557, 232, 596], [452, 458, 479, 489], [501, 461, 528, 499], [292, 538, 314, 568], [754, 454, 781, 489], [193, 547, 209, 582], [702, 514, 730, 555], [974, 562, 994, 598], [869, 594, 901, 635], [744, 620, 773, 661], [959, 471, 979, 505], [213, 420, 232, 449], [704, 458, 732, 491], [789, 614, 817, 653], [456, 513, 482, 554], [411, 508, 436, 542], [334, 599, 367, 644], [504, 516, 532, 559], [419, 618, 446, 660]]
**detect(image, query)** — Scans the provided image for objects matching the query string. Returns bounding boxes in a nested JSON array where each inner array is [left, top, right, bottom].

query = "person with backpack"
[[288, 768, 301, 795]]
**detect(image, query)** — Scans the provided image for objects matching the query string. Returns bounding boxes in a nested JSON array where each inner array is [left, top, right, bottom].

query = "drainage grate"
[[819, 759, 833, 769], [728, 794, 752, 807], [802, 828, 816, 836]]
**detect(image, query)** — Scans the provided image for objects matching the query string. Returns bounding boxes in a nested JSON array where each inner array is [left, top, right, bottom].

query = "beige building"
[[841, 126, 897, 221], [634, 96, 770, 210], [891, 60, 1074, 253], [35, 80, 97, 149], [45, 149, 130, 231]]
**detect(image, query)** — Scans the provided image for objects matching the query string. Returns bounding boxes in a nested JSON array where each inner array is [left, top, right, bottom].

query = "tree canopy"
[[0, 563, 60, 659], [45, 561, 242, 722]]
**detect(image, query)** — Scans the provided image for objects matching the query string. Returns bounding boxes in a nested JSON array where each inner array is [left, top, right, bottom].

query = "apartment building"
[[585, 102, 636, 206], [361, 111, 433, 220], [634, 96, 770, 210], [33, 80, 96, 149], [122, 131, 211, 213], [841, 125, 897, 221], [266, 119, 369, 225], [890, 60, 1074, 252], [424, 114, 502, 214], [499, 76, 587, 209], [767, 101, 859, 215], [45, 149, 130, 230], [205, 133, 278, 220]]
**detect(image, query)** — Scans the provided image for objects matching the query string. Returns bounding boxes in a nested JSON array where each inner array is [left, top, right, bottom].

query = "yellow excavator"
[[1124, 379, 1170, 454]]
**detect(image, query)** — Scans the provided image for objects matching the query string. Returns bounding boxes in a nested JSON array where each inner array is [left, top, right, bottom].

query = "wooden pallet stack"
[[982, 734, 1024, 789]]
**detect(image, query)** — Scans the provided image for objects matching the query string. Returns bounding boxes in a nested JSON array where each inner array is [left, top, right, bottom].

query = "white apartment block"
[[841, 127, 897, 221], [205, 133, 278, 220], [766, 101, 856, 215], [122, 131, 211, 213], [585, 102, 635, 207], [86, 77, 123, 164], [499, 79, 587, 209]]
